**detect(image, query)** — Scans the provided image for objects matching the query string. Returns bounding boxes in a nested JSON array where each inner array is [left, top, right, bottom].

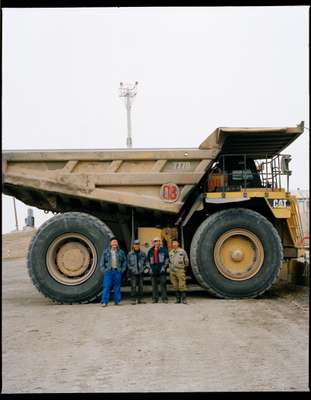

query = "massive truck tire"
[[27, 212, 113, 304], [190, 208, 283, 299]]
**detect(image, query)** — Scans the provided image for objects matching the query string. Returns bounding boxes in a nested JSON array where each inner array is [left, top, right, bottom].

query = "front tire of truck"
[[27, 212, 113, 304], [190, 208, 283, 299]]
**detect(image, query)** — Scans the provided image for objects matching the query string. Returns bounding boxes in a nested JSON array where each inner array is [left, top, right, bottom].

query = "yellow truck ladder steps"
[[287, 195, 305, 248]]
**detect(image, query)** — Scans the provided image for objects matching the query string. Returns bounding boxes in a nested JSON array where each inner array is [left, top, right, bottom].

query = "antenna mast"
[[119, 81, 138, 148]]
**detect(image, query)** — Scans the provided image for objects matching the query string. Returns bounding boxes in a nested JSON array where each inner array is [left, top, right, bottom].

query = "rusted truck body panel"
[[2, 148, 218, 214]]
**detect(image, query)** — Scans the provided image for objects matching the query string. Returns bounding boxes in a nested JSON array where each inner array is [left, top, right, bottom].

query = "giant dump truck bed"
[[2, 147, 218, 214], [2, 122, 304, 215]]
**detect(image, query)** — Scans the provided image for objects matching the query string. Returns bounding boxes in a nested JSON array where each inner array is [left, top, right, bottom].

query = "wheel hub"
[[214, 229, 264, 281], [46, 233, 97, 285], [230, 249, 244, 262], [56, 242, 90, 277]]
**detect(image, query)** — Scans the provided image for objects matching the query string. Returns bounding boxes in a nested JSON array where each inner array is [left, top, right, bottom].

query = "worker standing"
[[169, 240, 189, 304], [127, 239, 148, 304], [146, 237, 169, 303], [99, 237, 127, 307]]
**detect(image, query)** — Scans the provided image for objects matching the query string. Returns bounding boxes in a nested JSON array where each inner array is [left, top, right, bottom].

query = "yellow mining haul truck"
[[2, 122, 305, 303]]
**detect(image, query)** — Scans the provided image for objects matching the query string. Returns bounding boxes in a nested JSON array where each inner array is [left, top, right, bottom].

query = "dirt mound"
[[2, 229, 37, 260]]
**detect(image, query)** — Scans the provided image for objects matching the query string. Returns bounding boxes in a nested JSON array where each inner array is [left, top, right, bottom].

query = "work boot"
[[175, 291, 181, 304], [181, 291, 187, 304]]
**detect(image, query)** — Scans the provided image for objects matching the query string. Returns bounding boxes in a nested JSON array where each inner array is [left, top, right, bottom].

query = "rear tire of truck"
[[190, 208, 283, 299], [27, 212, 113, 304]]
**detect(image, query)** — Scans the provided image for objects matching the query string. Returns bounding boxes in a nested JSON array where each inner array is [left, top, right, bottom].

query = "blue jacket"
[[99, 248, 127, 273], [127, 250, 147, 275], [146, 246, 169, 275]]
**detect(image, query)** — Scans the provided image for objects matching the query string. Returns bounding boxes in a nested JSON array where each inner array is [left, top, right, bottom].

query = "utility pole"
[[119, 81, 138, 148], [12, 197, 19, 231]]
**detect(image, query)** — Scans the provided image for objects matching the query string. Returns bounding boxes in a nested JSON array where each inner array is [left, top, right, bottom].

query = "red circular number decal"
[[160, 183, 180, 203]]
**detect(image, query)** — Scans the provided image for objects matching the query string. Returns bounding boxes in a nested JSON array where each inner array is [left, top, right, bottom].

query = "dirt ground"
[[1, 258, 309, 393]]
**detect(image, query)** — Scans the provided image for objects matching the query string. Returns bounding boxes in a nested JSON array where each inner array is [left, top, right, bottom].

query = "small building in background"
[[23, 208, 35, 230]]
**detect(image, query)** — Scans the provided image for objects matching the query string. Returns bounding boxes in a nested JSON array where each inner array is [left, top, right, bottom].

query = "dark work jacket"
[[127, 250, 147, 275], [146, 246, 169, 275], [99, 248, 127, 273]]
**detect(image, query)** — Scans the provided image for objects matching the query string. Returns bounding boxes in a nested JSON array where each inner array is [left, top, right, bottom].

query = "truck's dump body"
[[2, 122, 304, 214], [2, 148, 217, 214]]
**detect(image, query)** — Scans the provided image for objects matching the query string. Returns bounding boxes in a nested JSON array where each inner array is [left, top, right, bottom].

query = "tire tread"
[[190, 208, 283, 299], [27, 212, 112, 304]]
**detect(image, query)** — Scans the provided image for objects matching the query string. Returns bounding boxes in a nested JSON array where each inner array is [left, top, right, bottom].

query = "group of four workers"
[[99, 236, 189, 307]]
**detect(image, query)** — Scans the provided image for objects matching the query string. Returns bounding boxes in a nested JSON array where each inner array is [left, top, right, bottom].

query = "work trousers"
[[130, 274, 144, 300], [151, 274, 168, 301], [170, 269, 187, 291], [100, 270, 122, 305]]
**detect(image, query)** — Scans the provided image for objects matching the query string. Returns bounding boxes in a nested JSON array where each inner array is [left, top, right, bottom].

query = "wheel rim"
[[46, 233, 97, 285], [214, 228, 264, 281]]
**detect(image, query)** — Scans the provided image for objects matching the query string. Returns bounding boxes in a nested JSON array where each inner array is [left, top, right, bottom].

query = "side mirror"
[[281, 155, 292, 175]]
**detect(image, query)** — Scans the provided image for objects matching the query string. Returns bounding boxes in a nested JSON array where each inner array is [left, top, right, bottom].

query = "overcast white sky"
[[2, 6, 309, 233]]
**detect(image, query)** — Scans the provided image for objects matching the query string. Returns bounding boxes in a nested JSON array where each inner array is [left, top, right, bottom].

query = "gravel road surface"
[[2, 259, 309, 393]]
